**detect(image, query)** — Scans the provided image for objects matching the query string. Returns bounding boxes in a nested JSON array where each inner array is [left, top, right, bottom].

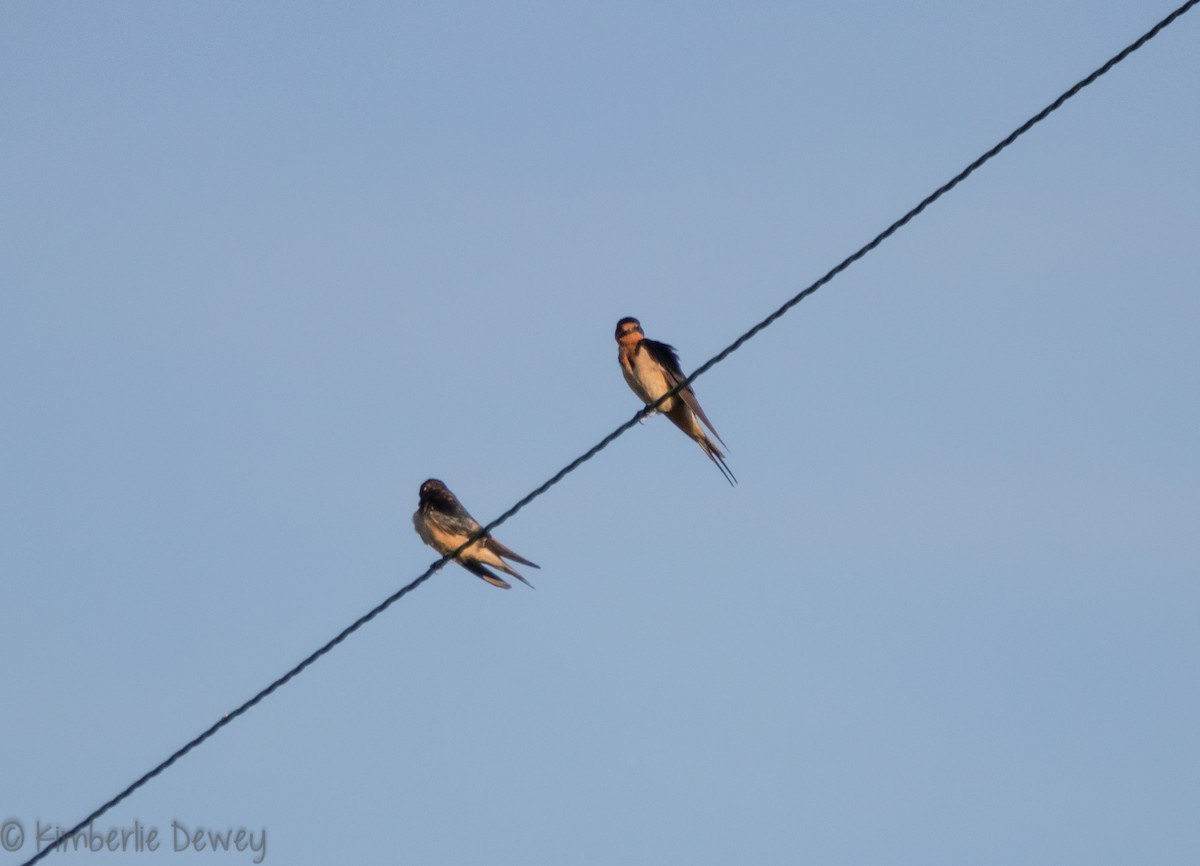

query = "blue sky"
[[2, 2, 1198, 864]]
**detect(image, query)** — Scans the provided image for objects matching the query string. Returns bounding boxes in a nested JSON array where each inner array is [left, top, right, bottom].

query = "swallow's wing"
[[642, 338, 728, 449], [424, 503, 482, 540], [640, 338, 684, 379], [679, 387, 728, 449]]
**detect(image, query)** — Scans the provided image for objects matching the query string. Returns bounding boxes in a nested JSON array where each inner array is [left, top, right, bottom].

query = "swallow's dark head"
[[615, 317, 644, 344], [418, 478, 456, 509]]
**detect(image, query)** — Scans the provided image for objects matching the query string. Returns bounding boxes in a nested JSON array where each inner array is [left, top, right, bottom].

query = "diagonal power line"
[[22, 2, 1197, 864]]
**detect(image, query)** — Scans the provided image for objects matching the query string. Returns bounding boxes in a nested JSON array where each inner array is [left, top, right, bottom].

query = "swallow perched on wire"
[[615, 317, 736, 485], [412, 478, 540, 589]]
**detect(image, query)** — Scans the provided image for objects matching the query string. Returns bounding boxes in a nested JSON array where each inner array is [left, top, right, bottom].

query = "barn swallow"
[[412, 478, 540, 589], [615, 317, 736, 485]]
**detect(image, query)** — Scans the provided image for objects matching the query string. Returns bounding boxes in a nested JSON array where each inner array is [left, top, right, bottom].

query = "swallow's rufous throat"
[[615, 317, 735, 485], [413, 478, 540, 589]]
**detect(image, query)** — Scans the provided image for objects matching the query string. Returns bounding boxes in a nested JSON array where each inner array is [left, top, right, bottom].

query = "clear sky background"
[[2, 2, 1198, 864]]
